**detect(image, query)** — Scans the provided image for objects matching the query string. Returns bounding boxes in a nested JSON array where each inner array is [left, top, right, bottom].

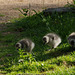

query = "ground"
[[0, 3, 45, 32]]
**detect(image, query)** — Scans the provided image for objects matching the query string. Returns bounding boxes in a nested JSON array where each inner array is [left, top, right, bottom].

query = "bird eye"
[[71, 40, 74, 46], [43, 38, 46, 41]]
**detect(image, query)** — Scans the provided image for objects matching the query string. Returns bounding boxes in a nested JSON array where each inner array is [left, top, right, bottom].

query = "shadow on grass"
[[36, 45, 75, 61], [0, 50, 19, 73]]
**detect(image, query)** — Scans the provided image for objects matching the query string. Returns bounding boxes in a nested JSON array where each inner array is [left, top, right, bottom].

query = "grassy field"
[[0, 10, 75, 75]]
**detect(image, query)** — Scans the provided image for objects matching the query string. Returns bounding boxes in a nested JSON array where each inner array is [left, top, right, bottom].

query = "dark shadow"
[[36, 46, 75, 61], [43, 7, 75, 16]]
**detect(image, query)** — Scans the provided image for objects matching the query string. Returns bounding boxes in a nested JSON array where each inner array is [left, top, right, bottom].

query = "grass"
[[0, 14, 5, 17], [0, 10, 75, 75]]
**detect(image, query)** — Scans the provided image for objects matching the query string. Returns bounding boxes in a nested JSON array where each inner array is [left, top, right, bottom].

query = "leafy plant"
[[65, 0, 75, 7], [18, 8, 29, 17], [73, 0, 75, 4], [18, 49, 36, 63]]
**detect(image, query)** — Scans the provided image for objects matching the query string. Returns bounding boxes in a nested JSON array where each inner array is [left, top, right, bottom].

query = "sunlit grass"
[[0, 11, 75, 75]]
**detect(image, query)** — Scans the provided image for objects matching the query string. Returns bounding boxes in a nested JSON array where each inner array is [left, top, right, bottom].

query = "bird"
[[43, 33, 61, 50]]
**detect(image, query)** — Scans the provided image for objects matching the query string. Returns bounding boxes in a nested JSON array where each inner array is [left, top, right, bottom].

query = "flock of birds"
[[15, 32, 75, 53]]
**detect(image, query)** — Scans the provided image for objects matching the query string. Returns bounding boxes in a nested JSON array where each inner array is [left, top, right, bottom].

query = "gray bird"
[[15, 38, 35, 53], [67, 32, 75, 48], [43, 33, 61, 50]]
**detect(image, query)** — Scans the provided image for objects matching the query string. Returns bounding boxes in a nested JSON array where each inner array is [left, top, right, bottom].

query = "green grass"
[[0, 11, 75, 75], [0, 14, 5, 17]]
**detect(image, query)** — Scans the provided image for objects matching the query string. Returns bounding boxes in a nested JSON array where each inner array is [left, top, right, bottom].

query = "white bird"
[[43, 33, 61, 50]]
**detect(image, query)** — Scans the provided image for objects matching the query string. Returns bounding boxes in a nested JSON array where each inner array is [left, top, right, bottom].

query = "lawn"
[[0, 10, 75, 75]]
